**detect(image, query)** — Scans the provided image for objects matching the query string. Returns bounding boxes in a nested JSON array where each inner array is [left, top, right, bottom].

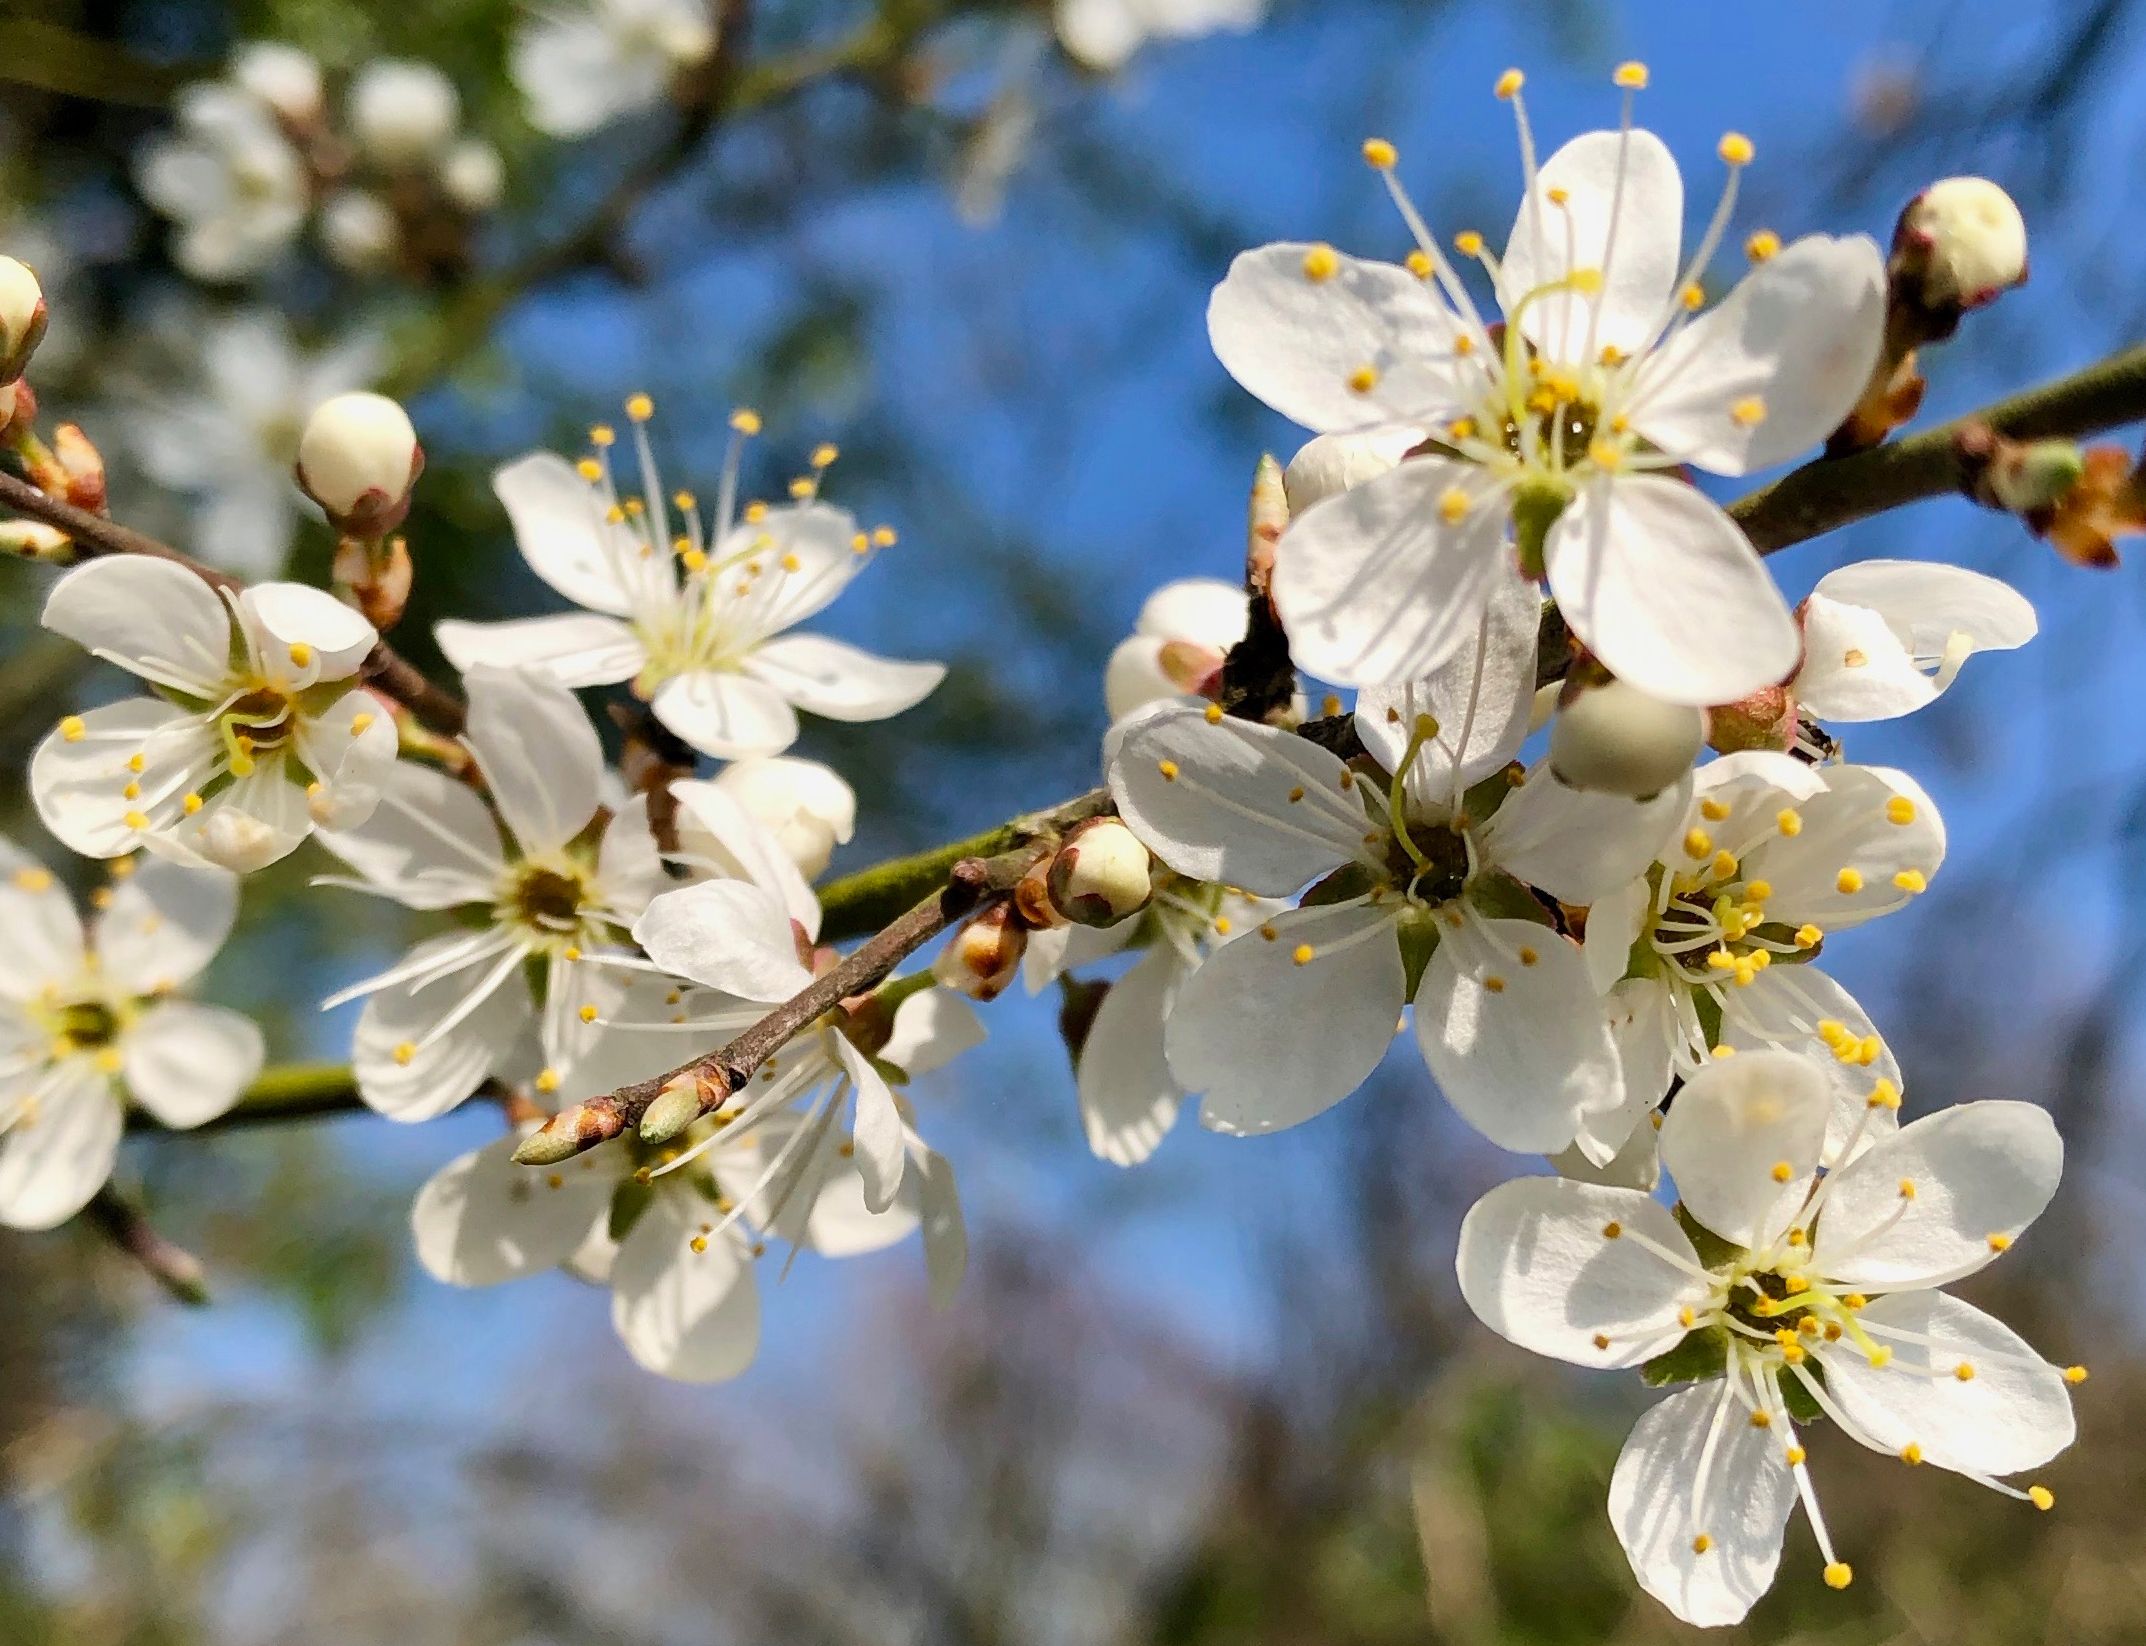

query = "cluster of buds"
[[300, 391, 423, 629], [1957, 421, 2142, 568], [1834, 177, 2029, 452], [940, 818, 1158, 1001], [1, 257, 114, 561]]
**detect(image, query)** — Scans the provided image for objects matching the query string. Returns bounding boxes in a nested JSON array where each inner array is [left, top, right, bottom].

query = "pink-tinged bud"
[[297, 392, 423, 535], [933, 903, 1027, 1001], [1896, 177, 2027, 315], [1045, 817, 1153, 928], [0, 256, 48, 383], [1549, 677, 1705, 798], [1707, 685, 1796, 755], [51, 424, 105, 512]]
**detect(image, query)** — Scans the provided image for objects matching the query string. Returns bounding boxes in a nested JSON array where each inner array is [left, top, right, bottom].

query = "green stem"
[[133, 1063, 361, 1133]]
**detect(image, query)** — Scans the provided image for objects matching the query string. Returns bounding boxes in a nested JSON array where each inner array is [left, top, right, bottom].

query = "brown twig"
[[0, 469, 468, 735], [83, 1184, 210, 1305]]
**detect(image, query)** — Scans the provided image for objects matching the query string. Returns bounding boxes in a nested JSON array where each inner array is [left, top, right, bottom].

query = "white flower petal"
[[1481, 765, 1687, 905], [741, 634, 944, 722], [1352, 563, 1540, 793], [1456, 1175, 1698, 1366], [1608, 1383, 1796, 1629], [0, 861, 86, 998], [715, 502, 868, 637], [650, 669, 799, 760], [160, 759, 314, 873], [712, 755, 856, 879], [435, 613, 646, 688], [1136, 577, 1250, 647], [1628, 234, 1886, 475], [91, 860, 237, 996], [882, 989, 986, 1077], [41, 556, 232, 695], [493, 451, 645, 616], [1105, 702, 1367, 896], [669, 778, 819, 938], [1076, 946, 1185, 1167], [1814, 1100, 2060, 1289], [316, 759, 505, 910], [609, 1202, 761, 1382], [594, 795, 666, 922], [239, 581, 378, 679], [1793, 591, 1938, 721], [915, 1147, 967, 1308], [1273, 456, 1508, 688], [117, 1000, 262, 1128], [413, 1132, 617, 1286], [1715, 966, 1900, 1167], [834, 1031, 906, 1213], [1501, 129, 1684, 365], [1799, 560, 2036, 722], [1660, 1048, 1830, 1249], [1545, 474, 1799, 707], [632, 879, 813, 1002], [350, 935, 532, 1121], [0, 1062, 121, 1230], [293, 686, 398, 835], [1207, 243, 1469, 433], [31, 700, 216, 861], [1818, 1291, 2073, 1477], [1414, 914, 1623, 1153], [1173, 901, 1402, 1135], [1742, 764, 1944, 932], [463, 667, 603, 855], [1583, 875, 1652, 995]]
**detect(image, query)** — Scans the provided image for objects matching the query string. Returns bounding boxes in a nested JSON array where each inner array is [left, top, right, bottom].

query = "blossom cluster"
[[0, 47, 2096, 1633]]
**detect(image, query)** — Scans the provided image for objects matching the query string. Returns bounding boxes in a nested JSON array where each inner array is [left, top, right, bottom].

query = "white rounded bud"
[[1104, 577, 1245, 720], [1282, 429, 1417, 515], [232, 41, 324, 123], [1901, 177, 2027, 310], [1045, 818, 1153, 928], [0, 255, 48, 383], [932, 904, 1026, 1002], [296, 392, 422, 533], [1548, 678, 1705, 798], [348, 61, 460, 170], [318, 190, 398, 273], [712, 756, 856, 880], [440, 139, 505, 213]]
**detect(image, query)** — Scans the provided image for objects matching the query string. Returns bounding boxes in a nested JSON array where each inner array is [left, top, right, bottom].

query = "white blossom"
[[1280, 429, 1416, 515], [435, 406, 942, 759], [318, 190, 398, 273], [1458, 1050, 2074, 1625], [1579, 749, 1945, 1168], [32, 557, 395, 872], [230, 41, 324, 124], [511, 0, 717, 138], [1108, 577, 1684, 1151], [1055, 0, 1265, 71], [0, 844, 260, 1230], [440, 139, 507, 213], [1208, 74, 1885, 705], [1793, 559, 2035, 723], [702, 755, 855, 880], [1103, 577, 1247, 720], [347, 60, 461, 171], [314, 667, 666, 1121], [135, 83, 308, 281]]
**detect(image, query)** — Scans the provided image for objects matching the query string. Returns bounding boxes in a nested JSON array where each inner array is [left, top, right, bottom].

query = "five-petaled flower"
[[1458, 1050, 2074, 1626], [435, 403, 943, 760], [32, 555, 397, 873], [1208, 71, 1885, 706], [0, 841, 261, 1229], [511, 0, 717, 138]]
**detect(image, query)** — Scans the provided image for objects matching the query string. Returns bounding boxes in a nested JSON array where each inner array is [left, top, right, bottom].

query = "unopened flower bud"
[[297, 392, 423, 535], [1282, 429, 1416, 515], [933, 903, 1027, 1001], [1984, 438, 2085, 515], [319, 191, 398, 273], [440, 139, 505, 213], [638, 1078, 707, 1146], [713, 756, 855, 879], [232, 41, 324, 124], [0, 519, 72, 561], [1896, 177, 2027, 315], [1706, 685, 1797, 756], [1549, 678, 1706, 797], [1045, 817, 1154, 927], [0, 255, 48, 383], [51, 424, 105, 512], [348, 60, 460, 170]]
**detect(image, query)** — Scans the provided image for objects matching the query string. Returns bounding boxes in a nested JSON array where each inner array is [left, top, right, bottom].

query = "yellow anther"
[[1680, 282, 1705, 310], [1546, 186, 1569, 206], [1201, 702, 1224, 725], [1900, 1443, 1924, 1466], [1157, 759, 1179, 781], [788, 477, 817, 499], [673, 490, 696, 510], [1823, 1563, 1854, 1590], [1795, 923, 1822, 949], [1336, 762, 1354, 785], [625, 393, 654, 422], [1710, 849, 1738, 880], [1711, 1044, 1737, 1059], [1898, 1177, 1917, 1200], [1699, 798, 1731, 822], [1291, 943, 1316, 967], [1526, 387, 1558, 415], [121, 781, 141, 801], [1784, 1227, 1807, 1248], [1599, 343, 1626, 367], [681, 549, 708, 573], [89, 887, 114, 910], [126, 752, 146, 774], [1885, 795, 1917, 825], [1844, 1294, 1867, 1310], [284, 642, 314, 671], [811, 442, 839, 468], [1786, 1445, 1807, 1466], [1744, 879, 1772, 901], [1785, 1275, 1811, 1298], [1212, 916, 1232, 935], [1770, 1160, 1794, 1183], [1706, 951, 1737, 972], [1405, 249, 1433, 279], [589, 424, 615, 447], [1437, 486, 1470, 523], [11, 867, 51, 892], [1683, 827, 1712, 859], [730, 408, 762, 435], [1678, 1306, 1697, 1328], [1731, 397, 1767, 426], [1954, 1363, 1976, 1382], [350, 712, 375, 735], [1361, 137, 1398, 169], [182, 793, 203, 815], [2065, 1365, 2089, 1384], [1893, 869, 1927, 894], [1691, 1534, 1713, 1555], [603, 503, 627, 524], [1835, 867, 1864, 895], [1718, 132, 1755, 166], [1301, 243, 1339, 282], [1518, 946, 1539, 967], [1287, 785, 1305, 803], [1857, 1033, 1881, 1065], [2029, 1485, 2055, 1511], [578, 1004, 599, 1024], [1348, 365, 1381, 395], [1988, 1231, 2013, 1252], [1780, 1342, 1806, 1364], [744, 501, 769, 523], [95, 1047, 124, 1075], [1484, 975, 1507, 994], [392, 1041, 417, 1066], [576, 457, 604, 482], [689, 1235, 709, 1254], [1589, 1332, 1612, 1351], [1587, 438, 1624, 470], [1744, 229, 1782, 262], [851, 532, 870, 554], [60, 715, 85, 742], [1867, 1078, 1902, 1110], [1613, 60, 1648, 89], [1412, 712, 1440, 740], [1453, 229, 1484, 257], [1601, 1221, 1622, 1240], [1493, 68, 1524, 99], [123, 810, 150, 830], [1260, 923, 1279, 941]]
